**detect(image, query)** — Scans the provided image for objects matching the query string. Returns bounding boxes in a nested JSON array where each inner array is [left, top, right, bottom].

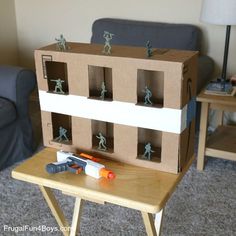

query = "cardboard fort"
[[35, 42, 198, 174]]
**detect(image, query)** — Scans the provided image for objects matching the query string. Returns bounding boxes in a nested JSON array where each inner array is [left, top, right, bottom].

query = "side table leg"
[[39, 186, 70, 236], [70, 197, 84, 236], [154, 209, 164, 235], [142, 209, 164, 236], [197, 102, 209, 171]]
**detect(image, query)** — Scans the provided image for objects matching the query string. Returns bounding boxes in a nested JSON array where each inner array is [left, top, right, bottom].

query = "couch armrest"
[[0, 65, 36, 118], [197, 55, 214, 94]]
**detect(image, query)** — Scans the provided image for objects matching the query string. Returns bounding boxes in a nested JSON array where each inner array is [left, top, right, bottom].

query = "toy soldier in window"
[[55, 126, 69, 142], [96, 132, 107, 151], [100, 82, 107, 100], [51, 78, 65, 94], [143, 142, 155, 160], [143, 86, 153, 105]]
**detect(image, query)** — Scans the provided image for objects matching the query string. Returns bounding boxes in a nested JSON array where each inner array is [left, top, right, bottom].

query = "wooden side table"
[[12, 148, 193, 236], [197, 91, 236, 170]]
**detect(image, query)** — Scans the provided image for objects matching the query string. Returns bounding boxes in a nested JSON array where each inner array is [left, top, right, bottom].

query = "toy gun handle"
[[46, 161, 83, 175], [46, 162, 68, 174]]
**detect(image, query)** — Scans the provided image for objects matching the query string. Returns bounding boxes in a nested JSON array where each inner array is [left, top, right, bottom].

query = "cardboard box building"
[[35, 42, 198, 174]]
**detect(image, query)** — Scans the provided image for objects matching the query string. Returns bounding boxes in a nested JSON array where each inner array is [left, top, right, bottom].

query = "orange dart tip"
[[99, 168, 116, 179]]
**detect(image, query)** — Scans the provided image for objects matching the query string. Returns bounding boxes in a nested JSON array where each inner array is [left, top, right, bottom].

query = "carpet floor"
[[0, 156, 235, 236]]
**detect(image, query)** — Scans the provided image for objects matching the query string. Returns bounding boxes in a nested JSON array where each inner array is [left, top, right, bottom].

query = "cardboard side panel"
[[181, 54, 198, 107], [114, 124, 138, 162], [179, 119, 196, 170], [72, 117, 92, 150]]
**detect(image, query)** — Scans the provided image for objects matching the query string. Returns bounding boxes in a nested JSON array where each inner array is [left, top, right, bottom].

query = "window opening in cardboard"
[[88, 65, 113, 100], [51, 112, 72, 145], [45, 61, 69, 94], [137, 128, 162, 163], [137, 69, 164, 107], [92, 120, 114, 153]]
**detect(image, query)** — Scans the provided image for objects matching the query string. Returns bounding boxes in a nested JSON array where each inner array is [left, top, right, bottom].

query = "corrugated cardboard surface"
[[35, 42, 198, 174], [72, 117, 92, 150]]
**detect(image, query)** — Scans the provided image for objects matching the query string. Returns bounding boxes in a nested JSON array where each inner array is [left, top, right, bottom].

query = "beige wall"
[[0, 0, 18, 65], [15, 0, 236, 78]]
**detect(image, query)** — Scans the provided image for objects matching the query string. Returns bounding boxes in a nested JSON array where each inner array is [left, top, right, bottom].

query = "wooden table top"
[[197, 90, 236, 106], [12, 148, 193, 213]]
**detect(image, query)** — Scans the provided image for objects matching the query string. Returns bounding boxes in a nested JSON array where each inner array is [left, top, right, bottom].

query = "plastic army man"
[[143, 86, 153, 105], [143, 142, 155, 160], [51, 78, 65, 94], [100, 82, 107, 100], [146, 40, 153, 57], [55, 34, 68, 51], [55, 126, 69, 142], [103, 31, 114, 55], [96, 132, 107, 151]]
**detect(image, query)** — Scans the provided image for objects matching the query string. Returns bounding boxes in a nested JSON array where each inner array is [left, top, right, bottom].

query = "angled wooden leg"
[[141, 212, 157, 236], [39, 186, 70, 236], [197, 102, 209, 171], [154, 209, 164, 236], [70, 197, 84, 236], [142, 209, 164, 236]]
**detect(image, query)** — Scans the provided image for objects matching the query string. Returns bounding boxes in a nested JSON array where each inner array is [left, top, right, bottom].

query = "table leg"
[[70, 197, 84, 236], [215, 110, 224, 126], [154, 209, 164, 235], [141, 208, 164, 236], [39, 186, 70, 236], [197, 102, 209, 171]]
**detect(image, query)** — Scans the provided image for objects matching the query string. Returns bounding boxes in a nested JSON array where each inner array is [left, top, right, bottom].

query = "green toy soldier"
[[143, 142, 155, 160], [55, 34, 68, 51], [143, 86, 153, 105], [96, 132, 107, 151], [55, 126, 69, 142], [103, 31, 114, 55], [146, 40, 153, 57], [100, 82, 107, 100], [51, 78, 65, 94]]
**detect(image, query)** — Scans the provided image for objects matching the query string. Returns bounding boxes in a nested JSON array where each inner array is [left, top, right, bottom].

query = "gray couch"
[[91, 18, 214, 94], [0, 66, 36, 170]]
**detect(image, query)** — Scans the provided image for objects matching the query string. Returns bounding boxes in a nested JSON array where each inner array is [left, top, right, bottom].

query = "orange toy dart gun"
[[46, 150, 116, 180]]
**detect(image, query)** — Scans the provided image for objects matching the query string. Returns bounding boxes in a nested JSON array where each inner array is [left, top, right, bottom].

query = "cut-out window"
[[51, 113, 72, 144], [137, 69, 164, 107], [45, 61, 69, 94], [137, 128, 162, 163], [88, 65, 112, 101], [92, 120, 114, 153]]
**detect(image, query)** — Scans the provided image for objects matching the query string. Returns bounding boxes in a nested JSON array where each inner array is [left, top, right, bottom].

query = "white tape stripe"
[[39, 90, 186, 134]]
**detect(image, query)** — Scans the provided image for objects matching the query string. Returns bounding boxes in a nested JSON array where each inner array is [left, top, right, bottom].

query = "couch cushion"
[[91, 18, 200, 51], [0, 98, 16, 128]]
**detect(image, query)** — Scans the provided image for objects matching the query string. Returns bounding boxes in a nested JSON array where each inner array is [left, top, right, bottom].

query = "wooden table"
[[197, 91, 236, 170], [12, 148, 193, 236]]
